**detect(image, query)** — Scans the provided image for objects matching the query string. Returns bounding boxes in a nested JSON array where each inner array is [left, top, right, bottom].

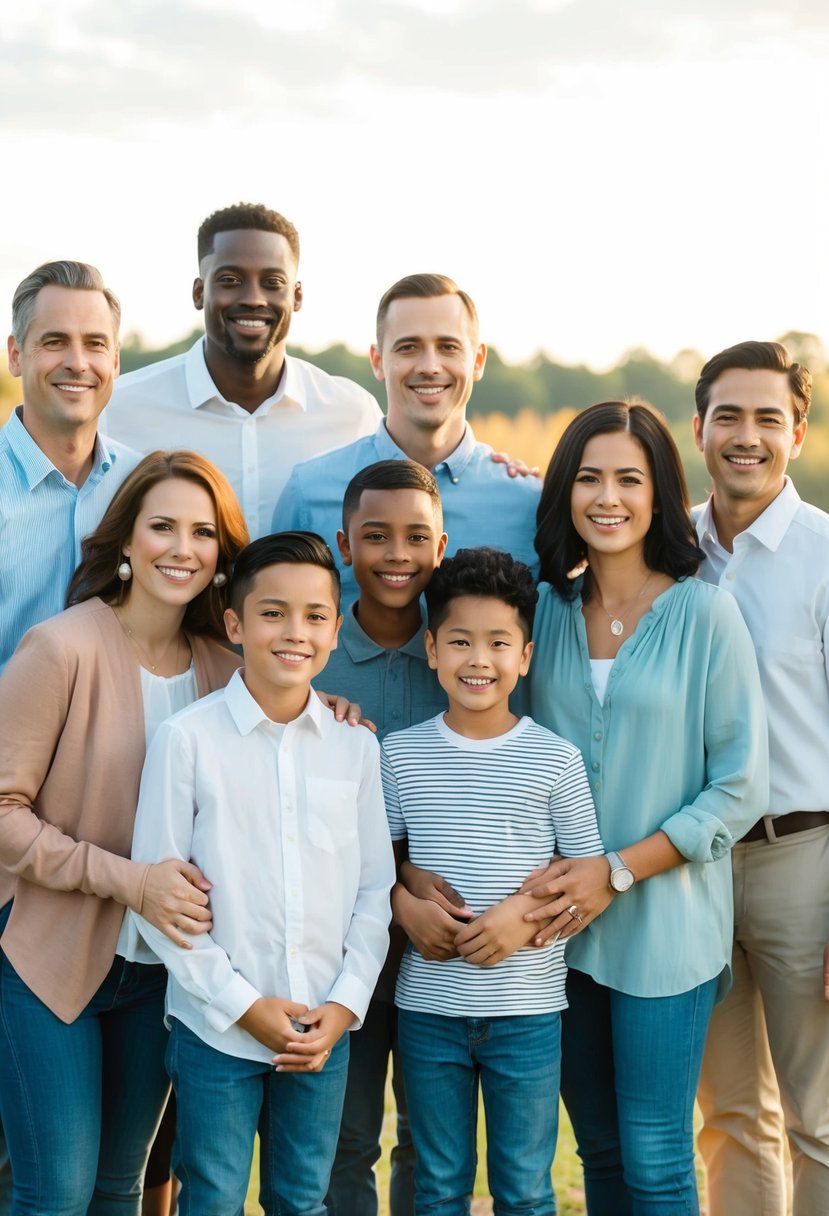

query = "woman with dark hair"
[[521, 401, 768, 1214], [0, 450, 248, 1216]]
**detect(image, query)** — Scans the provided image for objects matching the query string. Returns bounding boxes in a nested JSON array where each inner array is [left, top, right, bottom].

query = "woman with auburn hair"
[[518, 401, 768, 1214], [0, 450, 248, 1216]]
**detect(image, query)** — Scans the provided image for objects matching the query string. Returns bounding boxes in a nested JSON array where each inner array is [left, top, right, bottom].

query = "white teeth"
[[727, 456, 762, 465], [275, 652, 306, 663], [379, 573, 413, 582], [461, 677, 494, 686], [235, 319, 268, 328], [590, 516, 626, 526], [157, 567, 194, 580], [56, 384, 89, 392], [412, 386, 446, 395]]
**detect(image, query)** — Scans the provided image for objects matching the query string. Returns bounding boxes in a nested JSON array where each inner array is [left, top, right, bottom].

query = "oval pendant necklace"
[[597, 572, 653, 638]]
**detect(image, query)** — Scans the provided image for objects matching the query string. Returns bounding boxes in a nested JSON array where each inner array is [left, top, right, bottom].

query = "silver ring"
[[566, 904, 579, 918]]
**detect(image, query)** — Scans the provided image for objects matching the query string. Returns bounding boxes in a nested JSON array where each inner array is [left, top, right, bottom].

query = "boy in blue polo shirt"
[[383, 548, 604, 1216], [321, 458, 449, 1216]]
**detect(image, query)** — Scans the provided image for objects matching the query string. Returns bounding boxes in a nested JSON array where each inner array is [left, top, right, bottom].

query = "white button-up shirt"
[[104, 340, 382, 539], [695, 478, 829, 815], [129, 670, 394, 1062]]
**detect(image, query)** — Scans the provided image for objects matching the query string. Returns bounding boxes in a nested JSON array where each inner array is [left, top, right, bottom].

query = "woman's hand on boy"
[[237, 996, 310, 1053], [139, 858, 213, 949], [271, 1001, 354, 1072], [520, 855, 614, 945], [454, 894, 552, 966], [392, 884, 466, 961], [315, 690, 377, 732]]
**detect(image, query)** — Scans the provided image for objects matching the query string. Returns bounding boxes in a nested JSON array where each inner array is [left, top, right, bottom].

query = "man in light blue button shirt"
[[273, 274, 540, 605], [1, 261, 138, 673]]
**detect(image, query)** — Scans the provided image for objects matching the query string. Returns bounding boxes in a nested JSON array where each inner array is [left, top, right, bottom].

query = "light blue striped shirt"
[[0, 408, 139, 671], [383, 713, 603, 1015], [272, 422, 541, 607], [528, 576, 769, 999]]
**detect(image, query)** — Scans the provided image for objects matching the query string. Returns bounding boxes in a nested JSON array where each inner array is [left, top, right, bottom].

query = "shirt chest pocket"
[[306, 778, 360, 853]]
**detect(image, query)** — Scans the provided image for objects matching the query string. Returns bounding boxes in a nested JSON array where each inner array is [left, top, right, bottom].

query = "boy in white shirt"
[[131, 531, 394, 1216], [383, 547, 603, 1216]]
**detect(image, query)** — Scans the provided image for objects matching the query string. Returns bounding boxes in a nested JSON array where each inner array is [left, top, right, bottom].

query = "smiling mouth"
[[588, 515, 628, 527], [156, 566, 196, 581], [376, 572, 415, 584], [273, 651, 309, 664], [725, 455, 764, 466], [460, 676, 495, 687], [409, 384, 449, 397], [54, 382, 94, 392]]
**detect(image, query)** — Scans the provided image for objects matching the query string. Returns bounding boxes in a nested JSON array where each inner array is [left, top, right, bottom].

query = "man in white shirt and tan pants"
[[692, 340, 829, 1216]]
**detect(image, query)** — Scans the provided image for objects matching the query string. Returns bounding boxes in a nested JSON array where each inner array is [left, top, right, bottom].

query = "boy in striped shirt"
[[383, 548, 603, 1216]]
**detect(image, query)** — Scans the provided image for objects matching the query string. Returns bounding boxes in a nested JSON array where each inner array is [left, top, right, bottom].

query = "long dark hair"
[[67, 451, 249, 638], [535, 400, 702, 599]]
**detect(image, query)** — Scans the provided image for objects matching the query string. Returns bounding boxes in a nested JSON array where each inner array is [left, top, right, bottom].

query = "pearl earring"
[[212, 572, 228, 587], [117, 560, 132, 582]]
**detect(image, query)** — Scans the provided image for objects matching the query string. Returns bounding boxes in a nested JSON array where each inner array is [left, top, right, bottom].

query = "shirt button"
[[450, 476, 459, 485], [591, 762, 600, 772], [593, 731, 602, 741], [593, 782, 601, 792], [726, 572, 735, 581]]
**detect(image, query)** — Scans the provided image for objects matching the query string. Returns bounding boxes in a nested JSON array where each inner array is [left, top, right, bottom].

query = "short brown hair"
[[67, 451, 249, 639], [695, 341, 811, 425], [375, 273, 478, 345]]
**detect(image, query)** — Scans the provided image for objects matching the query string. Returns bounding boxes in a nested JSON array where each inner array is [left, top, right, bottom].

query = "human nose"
[[596, 477, 620, 507], [63, 341, 90, 374], [415, 344, 441, 375], [733, 416, 760, 447]]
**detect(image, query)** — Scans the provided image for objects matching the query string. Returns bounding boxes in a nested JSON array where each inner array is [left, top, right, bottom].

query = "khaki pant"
[[698, 824, 829, 1216]]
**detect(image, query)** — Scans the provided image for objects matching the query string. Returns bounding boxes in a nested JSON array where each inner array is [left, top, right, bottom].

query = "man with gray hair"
[[0, 260, 138, 673], [0, 260, 138, 1207]]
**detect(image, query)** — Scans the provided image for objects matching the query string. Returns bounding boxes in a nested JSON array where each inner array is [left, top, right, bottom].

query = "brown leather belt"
[[740, 811, 829, 844]]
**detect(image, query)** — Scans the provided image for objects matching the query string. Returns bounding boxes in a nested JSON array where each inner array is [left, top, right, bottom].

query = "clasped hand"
[[519, 855, 614, 946]]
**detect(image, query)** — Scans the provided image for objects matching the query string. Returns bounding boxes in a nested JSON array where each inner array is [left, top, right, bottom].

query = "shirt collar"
[[4, 407, 113, 491], [696, 477, 800, 553], [339, 602, 429, 663], [224, 667, 326, 736], [184, 338, 290, 412], [374, 420, 478, 477]]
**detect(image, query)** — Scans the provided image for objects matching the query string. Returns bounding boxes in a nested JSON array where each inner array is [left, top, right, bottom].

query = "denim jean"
[[327, 997, 415, 1216], [0, 902, 12, 1215], [560, 968, 718, 1216], [398, 1009, 561, 1216], [0, 940, 169, 1216], [167, 1018, 349, 1216]]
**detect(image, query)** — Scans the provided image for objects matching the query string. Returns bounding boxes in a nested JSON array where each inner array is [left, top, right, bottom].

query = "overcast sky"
[[3, 0, 828, 368]]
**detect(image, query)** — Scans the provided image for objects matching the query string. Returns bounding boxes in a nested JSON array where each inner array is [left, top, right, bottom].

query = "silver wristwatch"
[[606, 851, 635, 893]]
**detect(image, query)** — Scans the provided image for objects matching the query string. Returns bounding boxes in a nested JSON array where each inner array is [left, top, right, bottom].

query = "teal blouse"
[[528, 576, 768, 998]]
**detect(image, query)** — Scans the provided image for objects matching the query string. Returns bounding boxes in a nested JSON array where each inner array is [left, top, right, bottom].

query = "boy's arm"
[[131, 722, 267, 1034], [323, 739, 396, 1026], [383, 748, 468, 961], [457, 748, 603, 965]]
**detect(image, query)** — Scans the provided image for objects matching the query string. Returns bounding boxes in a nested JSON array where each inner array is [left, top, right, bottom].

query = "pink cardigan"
[[0, 598, 240, 1022]]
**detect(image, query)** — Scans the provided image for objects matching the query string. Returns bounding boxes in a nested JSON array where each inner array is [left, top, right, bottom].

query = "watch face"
[[611, 868, 634, 893]]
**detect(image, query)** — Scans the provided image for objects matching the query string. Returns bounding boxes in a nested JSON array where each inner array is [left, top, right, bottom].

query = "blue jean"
[[0, 902, 12, 1215], [327, 997, 415, 1216], [560, 968, 718, 1216], [167, 1019, 349, 1216], [398, 1009, 561, 1216], [0, 943, 169, 1216]]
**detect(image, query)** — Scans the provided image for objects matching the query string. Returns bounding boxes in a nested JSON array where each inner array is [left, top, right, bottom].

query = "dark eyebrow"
[[576, 464, 646, 475], [147, 514, 216, 527], [445, 626, 513, 637], [359, 519, 434, 530], [256, 597, 333, 610], [710, 403, 788, 417], [38, 330, 111, 342], [211, 263, 285, 275]]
